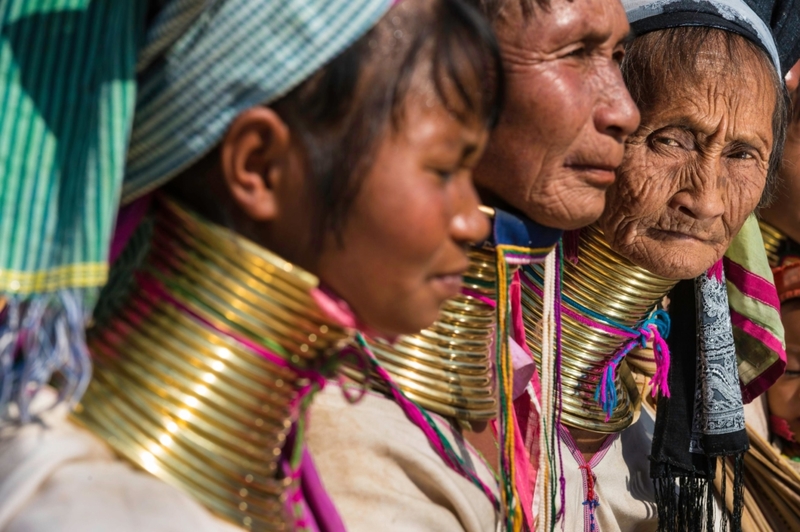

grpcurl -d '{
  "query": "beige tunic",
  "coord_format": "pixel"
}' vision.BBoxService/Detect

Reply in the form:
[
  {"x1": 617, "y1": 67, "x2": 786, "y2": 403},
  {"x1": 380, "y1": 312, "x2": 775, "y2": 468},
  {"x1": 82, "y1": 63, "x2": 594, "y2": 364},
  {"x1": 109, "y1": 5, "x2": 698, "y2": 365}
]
[
  {"x1": 0, "y1": 388, "x2": 239, "y2": 532},
  {"x1": 307, "y1": 385, "x2": 500, "y2": 532},
  {"x1": 558, "y1": 403, "x2": 659, "y2": 532},
  {"x1": 556, "y1": 397, "x2": 770, "y2": 532}
]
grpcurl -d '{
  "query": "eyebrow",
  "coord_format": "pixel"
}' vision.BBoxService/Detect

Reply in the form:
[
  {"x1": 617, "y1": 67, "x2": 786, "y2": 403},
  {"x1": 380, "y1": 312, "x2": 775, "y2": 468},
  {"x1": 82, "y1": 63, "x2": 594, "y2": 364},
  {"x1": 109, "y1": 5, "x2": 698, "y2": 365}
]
[
  {"x1": 618, "y1": 31, "x2": 634, "y2": 48},
  {"x1": 583, "y1": 28, "x2": 632, "y2": 48},
  {"x1": 665, "y1": 117, "x2": 768, "y2": 151},
  {"x1": 460, "y1": 142, "x2": 480, "y2": 163}
]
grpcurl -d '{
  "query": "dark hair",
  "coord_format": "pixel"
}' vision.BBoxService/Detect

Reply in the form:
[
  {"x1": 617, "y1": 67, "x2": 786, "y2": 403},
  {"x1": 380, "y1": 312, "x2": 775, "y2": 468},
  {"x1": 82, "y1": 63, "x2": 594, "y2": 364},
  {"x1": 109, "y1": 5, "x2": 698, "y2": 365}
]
[
  {"x1": 270, "y1": 0, "x2": 505, "y2": 243},
  {"x1": 621, "y1": 26, "x2": 789, "y2": 207},
  {"x1": 460, "y1": 0, "x2": 551, "y2": 20}
]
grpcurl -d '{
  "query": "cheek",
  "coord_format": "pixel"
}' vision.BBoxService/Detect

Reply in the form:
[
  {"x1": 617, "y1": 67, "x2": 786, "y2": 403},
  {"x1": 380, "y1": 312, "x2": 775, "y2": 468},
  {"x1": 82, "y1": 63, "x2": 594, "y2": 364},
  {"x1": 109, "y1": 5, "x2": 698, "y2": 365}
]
[
  {"x1": 602, "y1": 152, "x2": 672, "y2": 234},
  {"x1": 723, "y1": 167, "x2": 766, "y2": 229},
  {"x1": 510, "y1": 66, "x2": 590, "y2": 149},
  {"x1": 320, "y1": 171, "x2": 451, "y2": 295},
  {"x1": 371, "y1": 182, "x2": 446, "y2": 259}
]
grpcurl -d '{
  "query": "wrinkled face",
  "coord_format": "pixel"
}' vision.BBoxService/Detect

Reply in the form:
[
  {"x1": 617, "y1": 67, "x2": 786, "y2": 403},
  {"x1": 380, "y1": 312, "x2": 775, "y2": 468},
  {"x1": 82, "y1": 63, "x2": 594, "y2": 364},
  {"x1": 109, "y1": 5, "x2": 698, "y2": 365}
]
[
  {"x1": 768, "y1": 300, "x2": 800, "y2": 446},
  {"x1": 473, "y1": 0, "x2": 639, "y2": 230},
  {"x1": 316, "y1": 96, "x2": 490, "y2": 337},
  {"x1": 600, "y1": 47, "x2": 776, "y2": 279}
]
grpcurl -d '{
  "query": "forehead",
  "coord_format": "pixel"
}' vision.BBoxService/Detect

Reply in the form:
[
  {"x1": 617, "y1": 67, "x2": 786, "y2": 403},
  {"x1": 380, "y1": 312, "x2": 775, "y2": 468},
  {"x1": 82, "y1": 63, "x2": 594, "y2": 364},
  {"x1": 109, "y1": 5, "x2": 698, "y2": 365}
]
[
  {"x1": 522, "y1": 0, "x2": 629, "y2": 46},
  {"x1": 406, "y1": 94, "x2": 486, "y2": 137},
  {"x1": 647, "y1": 46, "x2": 776, "y2": 126}
]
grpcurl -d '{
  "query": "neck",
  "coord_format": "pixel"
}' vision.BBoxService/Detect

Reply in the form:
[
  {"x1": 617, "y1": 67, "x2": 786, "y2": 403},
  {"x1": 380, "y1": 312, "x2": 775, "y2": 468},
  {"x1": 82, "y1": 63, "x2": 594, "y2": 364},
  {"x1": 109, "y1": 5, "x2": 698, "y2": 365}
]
[
  {"x1": 347, "y1": 205, "x2": 561, "y2": 424},
  {"x1": 568, "y1": 426, "x2": 611, "y2": 462},
  {"x1": 522, "y1": 225, "x2": 677, "y2": 434},
  {"x1": 345, "y1": 246, "x2": 499, "y2": 423},
  {"x1": 74, "y1": 197, "x2": 348, "y2": 529}
]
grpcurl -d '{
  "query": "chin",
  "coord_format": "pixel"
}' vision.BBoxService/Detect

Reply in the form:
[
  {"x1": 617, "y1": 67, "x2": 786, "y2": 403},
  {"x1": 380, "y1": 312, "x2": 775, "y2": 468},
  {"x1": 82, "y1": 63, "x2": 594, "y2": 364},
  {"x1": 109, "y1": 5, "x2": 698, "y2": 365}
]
[
  {"x1": 528, "y1": 200, "x2": 606, "y2": 231},
  {"x1": 613, "y1": 237, "x2": 718, "y2": 280},
  {"x1": 372, "y1": 309, "x2": 441, "y2": 339}
]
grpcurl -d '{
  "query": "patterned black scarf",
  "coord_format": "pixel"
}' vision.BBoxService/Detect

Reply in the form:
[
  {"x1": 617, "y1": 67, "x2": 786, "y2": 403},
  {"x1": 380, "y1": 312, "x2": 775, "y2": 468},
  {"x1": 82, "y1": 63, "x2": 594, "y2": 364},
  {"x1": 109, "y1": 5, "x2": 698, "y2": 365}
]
[{"x1": 651, "y1": 268, "x2": 748, "y2": 532}]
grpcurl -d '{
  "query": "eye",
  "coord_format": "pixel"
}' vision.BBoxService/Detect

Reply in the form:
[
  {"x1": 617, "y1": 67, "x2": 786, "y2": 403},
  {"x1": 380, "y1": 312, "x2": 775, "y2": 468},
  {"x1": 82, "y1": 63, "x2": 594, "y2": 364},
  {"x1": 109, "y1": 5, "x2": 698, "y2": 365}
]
[
  {"x1": 563, "y1": 44, "x2": 587, "y2": 59},
  {"x1": 727, "y1": 150, "x2": 755, "y2": 160},
  {"x1": 655, "y1": 137, "x2": 681, "y2": 148},
  {"x1": 432, "y1": 168, "x2": 456, "y2": 182},
  {"x1": 785, "y1": 369, "x2": 800, "y2": 378},
  {"x1": 725, "y1": 142, "x2": 760, "y2": 161}
]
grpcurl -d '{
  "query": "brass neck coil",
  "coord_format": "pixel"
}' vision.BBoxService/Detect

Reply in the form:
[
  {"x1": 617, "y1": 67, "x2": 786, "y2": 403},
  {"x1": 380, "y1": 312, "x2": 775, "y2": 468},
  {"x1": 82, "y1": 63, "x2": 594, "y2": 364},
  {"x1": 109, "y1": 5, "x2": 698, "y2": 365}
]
[
  {"x1": 759, "y1": 219, "x2": 787, "y2": 268},
  {"x1": 73, "y1": 198, "x2": 348, "y2": 531},
  {"x1": 343, "y1": 247, "x2": 501, "y2": 422},
  {"x1": 521, "y1": 225, "x2": 676, "y2": 433}
]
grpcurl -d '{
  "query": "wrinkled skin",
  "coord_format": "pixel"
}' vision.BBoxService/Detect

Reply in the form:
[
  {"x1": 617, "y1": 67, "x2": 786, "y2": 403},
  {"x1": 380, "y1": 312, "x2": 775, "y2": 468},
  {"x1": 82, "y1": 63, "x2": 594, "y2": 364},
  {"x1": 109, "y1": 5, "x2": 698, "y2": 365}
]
[
  {"x1": 600, "y1": 46, "x2": 777, "y2": 280},
  {"x1": 768, "y1": 300, "x2": 800, "y2": 453},
  {"x1": 473, "y1": 0, "x2": 640, "y2": 230}
]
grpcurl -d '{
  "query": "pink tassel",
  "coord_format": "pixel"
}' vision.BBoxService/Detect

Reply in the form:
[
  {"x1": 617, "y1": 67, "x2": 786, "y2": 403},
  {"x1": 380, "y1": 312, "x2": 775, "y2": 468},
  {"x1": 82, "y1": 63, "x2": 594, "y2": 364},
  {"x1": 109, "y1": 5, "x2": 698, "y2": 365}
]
[
  {"x1": 707, "y1": 259, "x2": 724, "y2": 282},
  {"x1": 646, "y1": 324, "x2": 671, "y2": 398},
  {"x1": 645, "y1": 324, "x2": 670, "y2": 397},
  {"x1": 770, "y1": 415, "x2": 796, "y2": 442}
]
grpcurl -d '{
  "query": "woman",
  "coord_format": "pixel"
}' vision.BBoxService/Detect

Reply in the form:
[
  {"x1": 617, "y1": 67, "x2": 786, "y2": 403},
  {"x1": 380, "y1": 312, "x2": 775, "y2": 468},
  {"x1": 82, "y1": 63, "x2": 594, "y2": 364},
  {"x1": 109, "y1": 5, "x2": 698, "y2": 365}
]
[
  {"x1": 307, "y1": 1, "x2": 642, "y2": 530},
  {"x1": 0, "y1": 0, "x2": 503, "y2": 530},
  {"x1": 521, "y1": 1, "x2": 798, "y2": 530}
]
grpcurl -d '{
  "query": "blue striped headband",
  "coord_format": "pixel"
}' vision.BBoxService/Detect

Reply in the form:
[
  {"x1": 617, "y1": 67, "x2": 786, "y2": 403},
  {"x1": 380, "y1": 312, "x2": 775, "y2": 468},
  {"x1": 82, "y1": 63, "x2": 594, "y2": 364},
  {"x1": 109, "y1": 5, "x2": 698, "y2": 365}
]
[
  {"x1": 622, "y1": 0, "x2": 782, "y2": 75},
  {"x1": 122, "y1": 0, "x2": 394, "y2": 204}
]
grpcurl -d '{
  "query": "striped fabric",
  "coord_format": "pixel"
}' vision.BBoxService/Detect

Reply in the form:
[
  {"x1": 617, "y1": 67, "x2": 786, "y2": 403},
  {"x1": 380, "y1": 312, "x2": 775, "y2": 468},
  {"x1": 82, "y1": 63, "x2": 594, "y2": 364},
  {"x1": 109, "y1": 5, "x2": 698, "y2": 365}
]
[
  {"x1": 724, "y1": 215, "x2": 787, "y2": 402},
  {"x1": 122, "y1": 0, "x2": 395, "y2": 203},
  {"x1": 0, "y1": 0, "x2": 146, "y2": 298}
]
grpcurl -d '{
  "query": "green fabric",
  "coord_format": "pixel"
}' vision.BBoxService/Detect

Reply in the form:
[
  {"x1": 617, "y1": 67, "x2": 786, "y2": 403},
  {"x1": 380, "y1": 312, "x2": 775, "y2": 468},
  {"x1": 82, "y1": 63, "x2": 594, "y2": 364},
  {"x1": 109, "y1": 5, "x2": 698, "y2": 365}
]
[
  {"x1": 725, "y1": 215, "x2": 785, "y2": 344},
  {"x1": 724, "y1": 214, "x2": 786, "y2": 398},
  {"x1": 0, "y1": 0, "x2": 145, "y2": 301}
]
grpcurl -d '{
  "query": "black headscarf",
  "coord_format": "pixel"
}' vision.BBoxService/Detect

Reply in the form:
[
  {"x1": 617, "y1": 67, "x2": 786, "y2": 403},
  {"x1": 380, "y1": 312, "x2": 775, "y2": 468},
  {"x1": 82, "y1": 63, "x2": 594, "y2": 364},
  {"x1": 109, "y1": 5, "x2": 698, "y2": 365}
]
[{"x1": 745, "y1": 0, "x2": 800, "y2": 75}]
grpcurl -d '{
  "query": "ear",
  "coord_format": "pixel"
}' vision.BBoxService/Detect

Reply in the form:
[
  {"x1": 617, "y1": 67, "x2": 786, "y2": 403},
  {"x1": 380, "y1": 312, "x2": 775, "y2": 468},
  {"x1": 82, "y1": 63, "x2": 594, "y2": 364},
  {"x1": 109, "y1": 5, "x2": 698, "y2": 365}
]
[
  {"x1": 786, "y1": 59, "x2": 800, "y2": 95},
  {"x1": 220, "y1": 106, "x2": 292, "y2": 222}
]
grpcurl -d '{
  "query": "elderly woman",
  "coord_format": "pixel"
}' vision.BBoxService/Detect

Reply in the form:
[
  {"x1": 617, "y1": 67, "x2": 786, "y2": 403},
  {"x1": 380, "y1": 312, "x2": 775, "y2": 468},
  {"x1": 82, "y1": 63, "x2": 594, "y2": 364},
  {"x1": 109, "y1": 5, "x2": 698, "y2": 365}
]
[{"x1": 521, "y1": 1, "x2": 800, "y2": 531}]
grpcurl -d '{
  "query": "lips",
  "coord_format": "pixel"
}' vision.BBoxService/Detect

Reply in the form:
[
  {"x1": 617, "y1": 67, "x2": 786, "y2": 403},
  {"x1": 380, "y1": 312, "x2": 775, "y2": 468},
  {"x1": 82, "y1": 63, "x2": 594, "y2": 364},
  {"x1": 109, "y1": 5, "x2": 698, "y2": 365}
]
[
  {"x1": 648, "y1": 227, "x2": 727, "y2": 250},
  {"x1": 564, "y1": 158, "x2": 620, "y2": 187},
  {"x1": 653, "y1": 229, "x2": 705, "y2": 241},
  {"x1": 430, "y1": 272, "x2": 465, "y2": 300},
  {"x1": 430, "y1": 261, "x2": 469, "y2": 300}
]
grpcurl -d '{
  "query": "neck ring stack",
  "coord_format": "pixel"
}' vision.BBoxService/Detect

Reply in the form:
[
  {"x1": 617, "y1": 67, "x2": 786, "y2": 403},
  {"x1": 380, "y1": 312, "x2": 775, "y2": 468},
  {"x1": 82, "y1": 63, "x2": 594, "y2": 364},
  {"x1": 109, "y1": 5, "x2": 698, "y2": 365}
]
[
  {"x1": 521, "y1": 225, "x2": 676, "y2": 433},
  {"x1": 74, "y1": 197, "x2": 348, "y2": 531}
]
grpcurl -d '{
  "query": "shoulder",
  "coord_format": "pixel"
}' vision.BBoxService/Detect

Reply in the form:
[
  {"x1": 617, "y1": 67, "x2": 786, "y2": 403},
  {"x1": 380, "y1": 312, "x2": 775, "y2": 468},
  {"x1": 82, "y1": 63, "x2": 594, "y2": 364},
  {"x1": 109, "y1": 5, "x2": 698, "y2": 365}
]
[
  {"x1": 0, "y1": 391, "x2": 238, "y2": 532},
  {"x1": 307, "y1": 384, "x2": 499, "y2": 532}
]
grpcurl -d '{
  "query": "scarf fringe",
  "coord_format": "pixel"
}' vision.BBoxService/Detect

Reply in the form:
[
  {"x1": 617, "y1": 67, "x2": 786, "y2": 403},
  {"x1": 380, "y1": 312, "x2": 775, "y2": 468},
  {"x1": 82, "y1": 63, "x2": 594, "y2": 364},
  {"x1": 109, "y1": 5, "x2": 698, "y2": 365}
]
[
  {"x1": 0, "y1": 290, "x2": 92, "y2": 422},
  {"x1": 653, "y1": 455, "x2": 746, "y2": 532},
  {"x1": 654, "y1": 464, "x2": 713, "y2": 532}
]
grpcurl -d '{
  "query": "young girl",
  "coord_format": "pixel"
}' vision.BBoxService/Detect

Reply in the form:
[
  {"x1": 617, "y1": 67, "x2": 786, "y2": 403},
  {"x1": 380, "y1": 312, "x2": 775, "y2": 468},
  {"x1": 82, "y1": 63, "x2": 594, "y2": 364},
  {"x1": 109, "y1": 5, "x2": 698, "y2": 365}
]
[{"x1": 0, "y1": 0, "x2": 503, "y2": 530}]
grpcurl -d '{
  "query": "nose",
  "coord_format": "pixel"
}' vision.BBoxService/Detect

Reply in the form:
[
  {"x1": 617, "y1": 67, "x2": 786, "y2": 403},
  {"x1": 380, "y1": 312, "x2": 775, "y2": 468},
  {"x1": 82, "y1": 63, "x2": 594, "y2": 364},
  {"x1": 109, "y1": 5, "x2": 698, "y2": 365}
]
[
  {"x1": 451, "y1": 174, "x2": 491, "y2": 246},
  {"x1": 668, "y1": 162, "x2": 726, "y2": 222},
  {"x1": 594, "y1": 67, "x2": 640, "y2": 142}
]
